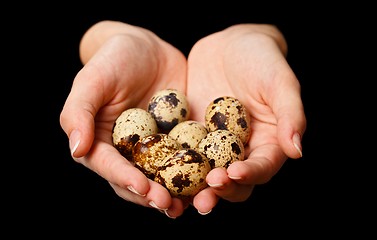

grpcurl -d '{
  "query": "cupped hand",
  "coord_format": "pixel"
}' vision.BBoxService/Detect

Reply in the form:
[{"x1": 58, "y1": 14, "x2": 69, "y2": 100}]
[
  {"x1": 59, "y1": 21, "x2": 189, "y2": 218},
  {"x1": 186, "y1": 24, "x2": 306, "y2": 214}
]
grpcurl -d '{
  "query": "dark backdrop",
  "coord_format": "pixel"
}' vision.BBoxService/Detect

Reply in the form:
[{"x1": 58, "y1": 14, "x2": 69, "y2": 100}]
[{"x1": 5, "y1": 3, "x2": 372, "y2": 237}]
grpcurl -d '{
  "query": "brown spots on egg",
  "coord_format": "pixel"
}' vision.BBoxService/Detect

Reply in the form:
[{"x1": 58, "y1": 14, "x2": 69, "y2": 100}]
[
  {"x1": 213, "y1": 97, "x2": 224, "y2": 104},
  {"x1": 171, "y1": 173, "x2": 191, "y2": 194},
  {"x1": 181, "y1": 143, "x2": 190, "y2": 149},
  {"x1": 237, "y1": 117, "x2": 248, "y2": 129},
  {"x1": 231, "y1": 142, "x2": 242, "y2": 155},
  {"x1": 180, "y1": 108, "x2": 188, "y2": 118},
  {"x1": 210, "y1": 112, "x2": 228, "y2": 130},
  {"x1": 163, "y1": 92, "x2": 180, "y2": 106},
  {"x1": 154, "y1": 118, "x2": 179, "y2": 134}
]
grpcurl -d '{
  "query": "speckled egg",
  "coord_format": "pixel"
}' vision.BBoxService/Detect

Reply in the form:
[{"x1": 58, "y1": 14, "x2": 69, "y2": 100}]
[
  {"x1": 132, "y1": 133, "x2": 182, "y2": 179},
  {"x1": 198, "y1": 129, "x2": 245, "y2": 169},
  {"x1": 204, "y1": 96, "x2": 251, "y2": 146},
  {"x1": 154, "y1": 149, "x2": 211, "y2": 200},
  {"x1": 147, "y1": 89, "x2": 190, "y2": 133},
  {"x1": 112, "y1": 108, "x2": 158, "y2": 160},
  {"x1": 168, "y1": 120, "x2": 208, "y2": 149}
]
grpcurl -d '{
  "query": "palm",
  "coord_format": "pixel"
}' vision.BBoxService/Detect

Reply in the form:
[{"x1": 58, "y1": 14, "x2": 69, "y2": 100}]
[
  {"x1": 89, "y1": 36, "x2": 188, "y2": 143},
  {"x1": 187, "y1": 29, "x2": 287, "y2": 155}
]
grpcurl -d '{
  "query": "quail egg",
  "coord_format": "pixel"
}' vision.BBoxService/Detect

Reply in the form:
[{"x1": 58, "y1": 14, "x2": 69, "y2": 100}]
[
  {"x1": 132, "y1": 133, "x2": 182, "y2": 179},
  {"x1": 147, "y1": 89, "x2": 190, "y2": 133},
  {"x1": 155, "y1": 149, "x2": 211, "y2": 200},
  {"x1": 198, "y1": 129, "x2": 245, "y2": 169},
  {"x1": 112, "y1": 108, "x2": 158, "y2": 160},
  {"x1": 168, "y1": 120, "x2": 208, "y2": 149},
  {"x1": 204, "y1": 96, "x2": 251, "y2": 146}
]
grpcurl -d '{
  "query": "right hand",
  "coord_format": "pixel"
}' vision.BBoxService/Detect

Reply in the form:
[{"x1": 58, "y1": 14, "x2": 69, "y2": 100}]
[{"x1": 59, "y1": 20, "x2": 188, "y2": 218}]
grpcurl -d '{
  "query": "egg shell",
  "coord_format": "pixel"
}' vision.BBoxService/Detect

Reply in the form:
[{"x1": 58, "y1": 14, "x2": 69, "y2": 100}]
[
  {"x1": 198, "y1": 129, "x2": 245, "y2": 169},
  {"x1": 204, "y1": 96, "x2": 251, "y2": 146},
  {"x1": 155, "y1": 149, "x2": 211, "y2": 200},
  {"x1": 112, "y1": 108, "x2": 158, "y2": 160},
  {"x1": 168, "y1": 120, "x2": 208, "y2": 149},
  {"x1": 147, "y1": 89, "x2": 190, "y2": 133},
  {"x1": 132, "y1": 133, "x2": 182, "y2": 179}
]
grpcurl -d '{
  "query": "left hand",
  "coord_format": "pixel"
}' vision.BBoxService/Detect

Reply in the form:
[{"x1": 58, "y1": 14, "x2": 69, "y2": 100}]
[{"x1": 185, "y1": 24, "x2": 306, "y2": 214}]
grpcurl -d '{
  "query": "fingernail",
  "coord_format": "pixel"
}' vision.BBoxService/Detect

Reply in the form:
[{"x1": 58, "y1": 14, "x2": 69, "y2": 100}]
[
  {"x1": 228, "y1": 176, "x2": 242, "y2": 180},
  {"x1": 207, "y1": 183, "x2": 223, "y2": 188},
  {"x1": 69, "y1": 129, "x2": 81, "y2": 157},
  {"x1": 127, "y1": 185, "x2": 146, "y2": 197},
  {"x1": 292, "y1": 132, "x2": 303, "y2": 157},
  {"x1": 149, "y1": 201, "x2": 168, "y2": 211},
  {"x1": 198, "y1": 209, "x2": 212, "y2": 215},
  {"x1": 163, "y1": 210, "x2": 176, "y2": 219}
]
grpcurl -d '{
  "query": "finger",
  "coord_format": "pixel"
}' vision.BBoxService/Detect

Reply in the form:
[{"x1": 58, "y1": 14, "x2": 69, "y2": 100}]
[
  {"x1": 78, "y1": 140, "x2": 189, "y2": 216},
  {"x1": 205, "y1": 167, "x2": 254, "y2": 202},
  {"x1": 76, "y1": 141, "x2": 151, "y2": 197},
  {"x1": 112, "y1": 180, "x2": 186, "y2": 218},
  {"x1": 268, "y1": 63, "x2": 307, "y2": 159},
  {"x1": 227, "y1": 143, "x2": 287, "y2": 185},
  {"x1": 143, "y1": 180, "x2": 175, "y2": 211},
  {"x1": 164, "y1": 198, "x2": 186, "y2": 219},
  {"x1": 110, "y1": 179, "x2": 173, "y2": 209},
  {"x1": 59, "y1": 67, "x2": 108, "y2": 158},
  {"x1": 192, "y1": 187, "x2": 220, "y2": 215},
  {"x1": 203, "y1": 144, "x2": 286, "y2": 202}
]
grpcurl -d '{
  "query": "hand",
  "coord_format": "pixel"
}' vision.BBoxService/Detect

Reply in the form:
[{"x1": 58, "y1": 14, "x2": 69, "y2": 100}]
[
  {"x1": 59, "y1": 20, "x2": 189, "y2": 217},
  {"x1": 185, "y1": 24, "x2": 306, "y2": 214}
]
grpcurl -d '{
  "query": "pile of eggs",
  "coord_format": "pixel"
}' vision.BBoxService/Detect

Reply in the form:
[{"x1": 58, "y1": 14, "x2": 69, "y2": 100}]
[{"x1": 112, "y1": 89, "x2": 251, "y2": 200}]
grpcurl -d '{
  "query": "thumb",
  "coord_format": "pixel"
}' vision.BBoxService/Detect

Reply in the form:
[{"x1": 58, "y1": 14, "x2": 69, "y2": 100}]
[
  {"x1": 59, "y1": 69, "x2": 103, "y2": 158},
  {"x1": 272, "y1": 74, "x2": 306, "y2": 159}
]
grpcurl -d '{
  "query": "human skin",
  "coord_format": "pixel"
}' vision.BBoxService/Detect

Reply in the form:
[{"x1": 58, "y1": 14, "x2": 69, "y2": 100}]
[
  {"x1": 60, "y1": 20, "x2": 306, "y2": 218},
  {"x1": 186, "y1": 24, "x2": 305, "y2": 211}
]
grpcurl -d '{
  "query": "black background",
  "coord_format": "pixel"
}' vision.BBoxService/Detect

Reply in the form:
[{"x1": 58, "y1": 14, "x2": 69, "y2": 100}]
[{"x1": 4, "y1": 3, "x2": 373, "y2": 237}]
